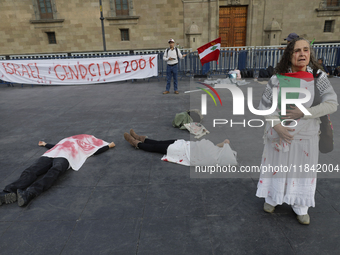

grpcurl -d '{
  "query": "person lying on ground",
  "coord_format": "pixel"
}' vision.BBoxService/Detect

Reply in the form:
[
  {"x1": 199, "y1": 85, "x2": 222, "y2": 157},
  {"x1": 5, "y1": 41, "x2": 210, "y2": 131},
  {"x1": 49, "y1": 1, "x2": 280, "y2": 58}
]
[
  {"x1": 124, "y1": 129, "x2": 237, "y2": 166},
  {"x1": 0, "y1": 134, "x2": 115, "y2": 207}
]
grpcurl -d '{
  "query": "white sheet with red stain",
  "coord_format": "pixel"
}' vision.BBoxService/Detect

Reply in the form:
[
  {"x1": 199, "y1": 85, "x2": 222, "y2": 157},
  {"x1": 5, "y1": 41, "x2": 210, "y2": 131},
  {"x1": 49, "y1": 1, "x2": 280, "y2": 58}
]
[
  {"x1": 42, "y1": 134, "x2": 109, "y2": 170},
  {"x1": 161, "y1": 139, "x2": 237, "y2": 166},
  {"x1": 161, "y1": 140, "x2": 190, "y2": 166}
]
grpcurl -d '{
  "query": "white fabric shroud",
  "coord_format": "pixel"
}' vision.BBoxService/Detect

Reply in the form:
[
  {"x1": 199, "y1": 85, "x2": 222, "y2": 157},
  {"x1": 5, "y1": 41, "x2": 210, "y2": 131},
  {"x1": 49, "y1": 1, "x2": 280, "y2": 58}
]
[
  {"x1": 161, "y1": 139, "x2": 237, "y2": 166},
  {"x1": 42, "y1": 134, "x2": 109, "y2": 170}
]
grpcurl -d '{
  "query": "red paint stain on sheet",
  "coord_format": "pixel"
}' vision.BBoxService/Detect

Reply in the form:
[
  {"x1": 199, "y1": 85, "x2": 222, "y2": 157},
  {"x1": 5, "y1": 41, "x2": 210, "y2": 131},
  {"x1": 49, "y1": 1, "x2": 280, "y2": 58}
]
[{"x1": 47, "y1": 140, "x2": 77, "y2": 158}]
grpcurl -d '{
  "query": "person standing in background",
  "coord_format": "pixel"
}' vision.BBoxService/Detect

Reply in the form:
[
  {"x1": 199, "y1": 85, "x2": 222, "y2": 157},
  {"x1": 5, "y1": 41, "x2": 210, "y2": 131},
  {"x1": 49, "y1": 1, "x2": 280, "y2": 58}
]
[
  {"x1": 284, "y1": 33, "x2": 299, "y2": 44},
  {"x1": 163, "y1": 39, "x2": 187, "y2": 94},
  {"x1": 318, "y1": 58, "x2": 330, "y2": 75}
]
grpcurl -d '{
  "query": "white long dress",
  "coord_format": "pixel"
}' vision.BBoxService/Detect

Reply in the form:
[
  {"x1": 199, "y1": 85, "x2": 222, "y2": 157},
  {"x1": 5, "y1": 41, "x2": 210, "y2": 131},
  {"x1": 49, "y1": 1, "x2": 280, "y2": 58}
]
[{"x1": 256, "y1": 68, "x2": 338, "y2": 207}]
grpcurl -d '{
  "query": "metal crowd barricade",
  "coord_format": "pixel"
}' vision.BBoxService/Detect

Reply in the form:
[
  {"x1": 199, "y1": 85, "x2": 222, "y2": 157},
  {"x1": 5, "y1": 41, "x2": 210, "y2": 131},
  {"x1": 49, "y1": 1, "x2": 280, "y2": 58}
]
[
  {"x1": 252, "y1": 48, "x2": 285, "y2": 71},
  {"x1": 70, "y1": 51, "x2": 129, "y2": 58},
  {"x1": 1, "y1": 43, "x2": 340, "y2": 86},
  {"x1": 9, "y1": 53, "x2": 68, "y2": 60},
  {"x1": 313, "y1": 45, "x2": 340, "y2": 70}
]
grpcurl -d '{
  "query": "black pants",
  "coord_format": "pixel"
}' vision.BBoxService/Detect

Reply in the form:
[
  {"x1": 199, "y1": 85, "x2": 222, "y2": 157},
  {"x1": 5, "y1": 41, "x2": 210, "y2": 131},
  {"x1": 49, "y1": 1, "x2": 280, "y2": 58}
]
[
  {"x1": 4, "y1": 156, "x2": 69, "y2": 196},
  {"x1": 138, "y1": 138, "x2": 176, "y2": 154}
]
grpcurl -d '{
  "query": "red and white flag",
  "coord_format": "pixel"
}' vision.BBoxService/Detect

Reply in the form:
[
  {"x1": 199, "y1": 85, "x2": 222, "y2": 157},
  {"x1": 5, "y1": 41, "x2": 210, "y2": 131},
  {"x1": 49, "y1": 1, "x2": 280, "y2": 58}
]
[{"x1": 197, "y1": 38, "x2": 221, "y2": 66}]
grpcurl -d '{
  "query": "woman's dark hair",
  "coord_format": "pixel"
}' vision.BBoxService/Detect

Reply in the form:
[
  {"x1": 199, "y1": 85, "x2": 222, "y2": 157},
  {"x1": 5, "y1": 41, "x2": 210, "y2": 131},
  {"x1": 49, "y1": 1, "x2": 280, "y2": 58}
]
[{"x1": 274, "y1": 38, "x2": 323, "y2": 74}]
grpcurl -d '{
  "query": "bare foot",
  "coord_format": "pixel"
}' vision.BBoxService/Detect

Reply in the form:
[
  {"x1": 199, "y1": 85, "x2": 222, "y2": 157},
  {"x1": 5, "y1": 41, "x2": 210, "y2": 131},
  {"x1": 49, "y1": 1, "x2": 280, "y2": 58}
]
[
  {"x1": 216, "y1": 139, "x2": 230, "y2": 148},
  {"x1": 109, "y1": 142, "x2": 116, "y2": 148}
]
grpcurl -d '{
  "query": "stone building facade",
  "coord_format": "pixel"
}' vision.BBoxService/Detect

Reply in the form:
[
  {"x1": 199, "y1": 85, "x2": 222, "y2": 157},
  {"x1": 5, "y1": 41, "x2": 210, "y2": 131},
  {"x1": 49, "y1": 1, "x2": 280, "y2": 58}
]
[{"x1": 0, "y1": 0, "x2": 339, "y2": 55}]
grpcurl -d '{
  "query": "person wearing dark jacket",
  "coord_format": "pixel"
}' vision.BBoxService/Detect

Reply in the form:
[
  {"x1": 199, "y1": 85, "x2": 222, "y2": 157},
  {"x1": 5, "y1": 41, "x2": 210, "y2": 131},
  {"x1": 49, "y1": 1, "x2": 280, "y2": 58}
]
[{"x1": 0, "y1": 134, "x2": 115, "y2": 207}]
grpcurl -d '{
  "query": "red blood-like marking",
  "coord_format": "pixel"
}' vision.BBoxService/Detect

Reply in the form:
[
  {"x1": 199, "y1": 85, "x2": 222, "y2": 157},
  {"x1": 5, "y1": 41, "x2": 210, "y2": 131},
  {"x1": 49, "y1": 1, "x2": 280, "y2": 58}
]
[
  {"x1": 59, "y1": 141, "x2": 77, "y2": 157},
  {"x1": 300, "y1": 139, "x2": 302, "y2": 141},
  {"x1": 179, "y1": 159, "x2": 183, "y2": 162},
  {"x1": 47, "y1": 140, "x2": 77, "y2": 158},
  {"x1": 91, "y1": 136, "x2": 104, "y2": 146},
  {"x1": 76, "y1": 140, "x2": 95, "y2": 151},
  {"x1": 260, "y1": 180, "x2": 263, "y2": 183},
  {"x1": 311, "y1": 178, "x2": 315, "y2": 184},
  {"x1": 72, "y1": 134, "x2": 89, "y2": 140},
  {"x1": 293, "y1": 181, "x2": 295, "y2": 187},
  {"x1": 273, "y1": 171, "x2": 277, "y2": 175},
  {"x1": 163, "y1": 158, "x2": 168, "y2": 162},
  {"x1": 264, "y1": 158, "x2": 266, "y2": 163}
]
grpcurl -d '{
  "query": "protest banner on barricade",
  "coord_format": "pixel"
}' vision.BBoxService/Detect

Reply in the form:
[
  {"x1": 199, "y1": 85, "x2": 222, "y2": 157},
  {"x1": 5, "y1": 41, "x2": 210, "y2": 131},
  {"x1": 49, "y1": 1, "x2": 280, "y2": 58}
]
[{"x1": 0, "y1": 54, "x2": 158, "y2": 85}]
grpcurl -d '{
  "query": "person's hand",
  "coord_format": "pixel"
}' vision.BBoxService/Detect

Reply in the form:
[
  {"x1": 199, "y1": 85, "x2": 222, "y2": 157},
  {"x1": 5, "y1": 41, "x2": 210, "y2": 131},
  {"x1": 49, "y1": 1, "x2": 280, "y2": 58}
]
[
  {"x1": 38, "y1": 141, "x2": 46, "y2": 147},
  {"x1": 109, "y1": 142, "x2": 115, "y2": 148},
  {"x1": 224, "y1": 139, "x2": 230, "y2": 144},
  {"x1": 183, "y1": 54, "x2": 187, "y2": 57},
  {"x1": 169, "y1": 57, "x2": 175, "y2": 61},
  {"x1": 273, "y1": 124, "x2": 295, "y2": 144},
  {"x1": 281, "y1": 106, "x2": 304, "y2": 120}
]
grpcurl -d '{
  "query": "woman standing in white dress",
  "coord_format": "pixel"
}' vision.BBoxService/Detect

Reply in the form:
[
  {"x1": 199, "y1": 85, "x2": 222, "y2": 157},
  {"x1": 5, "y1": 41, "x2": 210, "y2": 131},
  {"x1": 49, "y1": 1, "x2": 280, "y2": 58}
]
[{"x1": 256, "y1": 38, "x2": 338, "y2": 224}]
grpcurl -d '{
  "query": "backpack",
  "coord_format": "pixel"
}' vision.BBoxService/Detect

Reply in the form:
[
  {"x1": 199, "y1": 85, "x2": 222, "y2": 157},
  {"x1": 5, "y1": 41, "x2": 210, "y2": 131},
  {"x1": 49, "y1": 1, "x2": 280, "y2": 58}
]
[
  {"x1": 166, "y1": 47, "x2": 179, "y2": 59},
  {"x1": 247, "y1": 69, "x2": 254, "y2": 78},
  {"x1": 240, "y1": 69, "x2": 248, "y2": 78},
  {"x1": 267, "y1": 66, "x2": 274, "y2": 77},
  {"x1": 259, "y1": 69, "x2": 269, "y2": 78}
]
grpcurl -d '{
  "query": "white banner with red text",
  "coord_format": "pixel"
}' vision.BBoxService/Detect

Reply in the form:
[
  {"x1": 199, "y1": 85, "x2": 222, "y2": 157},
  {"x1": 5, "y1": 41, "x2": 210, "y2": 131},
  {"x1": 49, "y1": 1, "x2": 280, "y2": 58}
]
[{"x1": 0, "y1": 54, "x2": 158, "y2": 85}]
